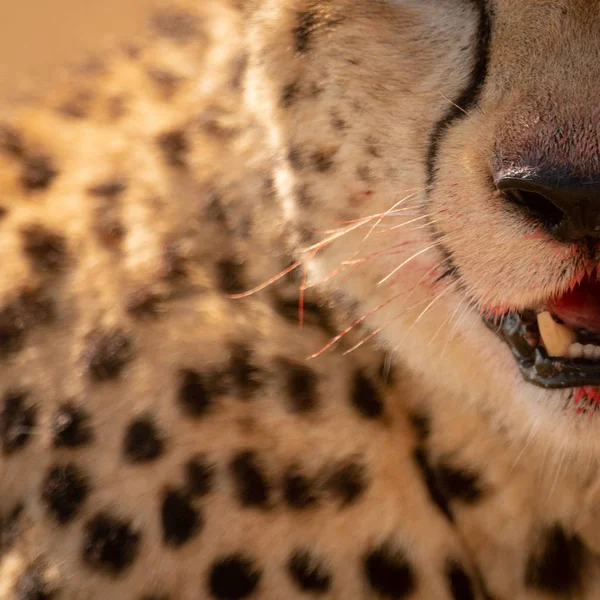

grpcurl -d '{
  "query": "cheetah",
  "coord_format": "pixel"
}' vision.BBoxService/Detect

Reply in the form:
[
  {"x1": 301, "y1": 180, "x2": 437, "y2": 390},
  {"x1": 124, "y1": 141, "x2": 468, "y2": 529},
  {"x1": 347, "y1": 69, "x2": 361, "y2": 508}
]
[{"x1": 3, "y1": 0, "x2": 600, "y2": 598}]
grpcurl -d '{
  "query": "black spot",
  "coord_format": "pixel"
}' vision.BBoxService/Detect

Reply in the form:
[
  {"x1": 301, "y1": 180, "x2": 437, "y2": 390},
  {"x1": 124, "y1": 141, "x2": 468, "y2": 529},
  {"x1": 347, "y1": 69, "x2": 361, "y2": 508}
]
[
  {"x1": 364, "y1": 543, "x2": 416, "y2": 599},
  {"x1": 184, "y1": 454, "x2": 215, "y2": 497},
  {"x1": 157, "y1": 129, "x2": 188, "y2": 167},
  {"x1": 0, "y1": 290, "x2": 39, "y2": 348},
  {"x1": 325, "y1": 460, "x2": 367, "y2": 506},
  {"x1": 288, "y1": 549, "x2": 331, "y2": 593},
  {"x1": 0, "y1": 125, "x2": 24, "y2": 156},
  {"x1": 85, "y1": 329, "x2": 134, "y2": 381},
  {"x1": 525, "y1": 525, "x2": 584, "y2": 594},
  {"x1": 21, "y1": 155, "x2": 58, "y2": 190},
  {"x1": 123, "y1": 416, "x2": 165, "y2": 463},
  {"x1": 126, "y1": 288, "x2": 163, "y2": 319},
  {"x1": 216, "y1": 258, "x2": 246, "y2": 295},
  {"x1": 150, "y1": 7, "x2": 199, "y2": 43},
  {"x1": 351, "y1": 371, "x2": 384, "y2": 419},
  {"x1": 21, "y1": 225, "x2": 68, "y2": 273},
  {"x1": 281, "y1": 82, "x2": 299, "y2": 108},
  {"x1": 408, "y1": 412, "x2": 430, "y2": 442},
  {"x1": 0, "y1": 206, "x2": 7, "y2": 220},
  {"x1": 283, "y1": 465, "x2": 318, "y2": 509},
  {"x1": 230, "y1": 344, "x2": 264, "y2": 398},
  {"x1": 294, "y1": 11, "x2": 317, "y2": 53},
  {"x1": 1, "y1": 503, "x2": 24, "y2": 552},
  {"x1": 287, "y1": 145, "x2": 304, "y2": 170},
  {"x1": 278, "y1": 359, "x2": 319, "y2": 413},
  {"x1": 83, "y1": 512, "x2": 140, "y2": 574},
  {"x1": 412, "y1": 446, "x2": 452, "y2": 521},
  {"x1": 15, "y1": 566, "x2": 55, "y2": 600},
  {"x1": 147, "y1": 68, "x2": 182, "y2": 100},
  {"x1": 87, "y1": 178, "x2": 127, "y2": 198},
  {"x1": 1, "y1": 392, "x2": 36, "y2": 455},
  {"x1": 297, "y1": 184, "x2": 315, "y2": 209},
  {"x1": 177, "y1": 369, "x2": 214, "y2": 417},
  {"x1": 229, "y1": 451, "x2": 270, "y2": 509},
  {"x1": 205, "y1": 191, "x2": 228, "y2": 223},
  {"x1": 436, "y1": 459, "x2": 483, "y2": 504},
  {"x1": 161, "y1": 245, "x2": 187, "y2": 281},
  {"x1": 273, "y1": 296, "x2": 333, "y2": 333},
  {"x1": 41, "y1": 463, "x2": 90, "y2": 524},
  {"x1": 58, "y1": 90, "x2": 93, "y2": 119},
  {"x1": 53, "y1": 402, "x2": 93, "y2": 448},
  {"x1": 446, "y1": 560, "x2": 475, "y2": 600},
  {"x1": 208, "y1": 554, "x2": 261, "y2": 600},
  {"x1": 161, "y1": 488, "x2": 202, "y2": 547},
  {"x1": 331, "y1": 113, "x2": 348, "y2": 131},
  {"x1": 311, "y1": 149, "x2": 336, "y2": 173}
]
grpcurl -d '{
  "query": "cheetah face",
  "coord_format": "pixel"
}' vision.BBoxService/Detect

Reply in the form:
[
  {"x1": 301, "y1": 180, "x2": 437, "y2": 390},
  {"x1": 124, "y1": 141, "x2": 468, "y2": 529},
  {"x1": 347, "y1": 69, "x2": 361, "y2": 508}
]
[{"x1": 249, "y1": 0, "x2": 600, "y2": 452}]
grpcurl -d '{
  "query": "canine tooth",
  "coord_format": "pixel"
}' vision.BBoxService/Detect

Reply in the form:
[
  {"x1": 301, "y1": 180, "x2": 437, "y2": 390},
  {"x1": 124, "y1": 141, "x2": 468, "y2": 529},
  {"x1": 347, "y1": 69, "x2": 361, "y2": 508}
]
[
  {"x1": 568, "y1": 343, "x2": 584, "y2": 359},
  {"x1": 537, "y1": 311, "x2": 576, "y2": 357},
  {"x1": 583, "y1": 344, "x2": 598, "y2": 359}
]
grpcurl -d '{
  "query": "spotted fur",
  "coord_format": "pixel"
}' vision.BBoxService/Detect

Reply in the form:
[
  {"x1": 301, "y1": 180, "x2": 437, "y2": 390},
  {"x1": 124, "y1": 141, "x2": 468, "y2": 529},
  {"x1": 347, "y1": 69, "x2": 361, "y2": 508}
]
[{"x1": 2, "y1": 0, "x2": 600, "y2": 598}]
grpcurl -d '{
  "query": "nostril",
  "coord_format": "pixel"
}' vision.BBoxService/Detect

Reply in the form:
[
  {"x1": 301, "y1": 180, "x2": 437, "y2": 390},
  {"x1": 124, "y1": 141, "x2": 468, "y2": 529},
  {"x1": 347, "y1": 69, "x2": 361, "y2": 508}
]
[{"x1": 499, "y1": 186, "x2": 565, "y2": 230}]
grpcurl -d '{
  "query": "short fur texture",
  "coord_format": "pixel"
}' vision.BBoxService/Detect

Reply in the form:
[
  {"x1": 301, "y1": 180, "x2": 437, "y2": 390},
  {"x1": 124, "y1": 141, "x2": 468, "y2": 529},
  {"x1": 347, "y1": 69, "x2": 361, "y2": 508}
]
[{"x1": 3, "y1": 0, "x2": 600, "y2": 598}]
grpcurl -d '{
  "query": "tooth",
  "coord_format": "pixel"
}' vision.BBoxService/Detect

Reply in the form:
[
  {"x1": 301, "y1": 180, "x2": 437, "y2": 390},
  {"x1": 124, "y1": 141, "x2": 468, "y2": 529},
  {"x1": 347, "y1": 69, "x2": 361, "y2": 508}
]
[
  {"x1": 568, "y1": 343, "x2": 584, "y2": 359},
  {"x1": 584, "y1": 344, "x2": 597, "y2": 359},
  {"x1": 537, "y1": 311, "x2": 577, "y2": 357}
]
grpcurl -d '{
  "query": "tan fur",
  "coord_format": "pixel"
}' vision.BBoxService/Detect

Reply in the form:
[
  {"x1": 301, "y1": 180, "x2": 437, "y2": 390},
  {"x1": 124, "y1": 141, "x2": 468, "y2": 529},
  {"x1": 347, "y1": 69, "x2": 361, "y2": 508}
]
[{"x1": 2, "y1": 0, "x2": 600, "y2": 598}]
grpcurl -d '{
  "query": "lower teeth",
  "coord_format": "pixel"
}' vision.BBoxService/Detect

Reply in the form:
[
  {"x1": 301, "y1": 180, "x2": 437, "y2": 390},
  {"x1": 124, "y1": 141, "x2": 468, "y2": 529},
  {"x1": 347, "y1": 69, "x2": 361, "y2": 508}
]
[{"x1": 537, "y1": 311, "x2": 600, "y2": 360}]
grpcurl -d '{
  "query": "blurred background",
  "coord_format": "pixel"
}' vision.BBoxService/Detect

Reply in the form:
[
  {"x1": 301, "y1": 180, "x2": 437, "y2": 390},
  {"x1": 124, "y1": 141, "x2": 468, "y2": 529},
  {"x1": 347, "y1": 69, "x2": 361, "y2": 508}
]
[{"x1": 0, "y1": 0, "x2": 155, "y2": 99}]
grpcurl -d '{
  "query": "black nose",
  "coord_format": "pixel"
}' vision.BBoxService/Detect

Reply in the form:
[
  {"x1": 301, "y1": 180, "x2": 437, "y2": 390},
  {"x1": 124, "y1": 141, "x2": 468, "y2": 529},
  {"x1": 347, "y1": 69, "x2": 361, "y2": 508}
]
[{"x1": 496, "y1": 174, "x2": 600, "y2": 243}]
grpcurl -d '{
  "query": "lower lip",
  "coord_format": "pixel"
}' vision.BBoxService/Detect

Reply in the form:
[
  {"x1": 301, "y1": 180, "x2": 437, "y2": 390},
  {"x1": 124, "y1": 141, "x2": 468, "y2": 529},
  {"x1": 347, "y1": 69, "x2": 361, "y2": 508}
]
[{"x1": 485, "y1": 313, "x2": 600, "y2": 388}]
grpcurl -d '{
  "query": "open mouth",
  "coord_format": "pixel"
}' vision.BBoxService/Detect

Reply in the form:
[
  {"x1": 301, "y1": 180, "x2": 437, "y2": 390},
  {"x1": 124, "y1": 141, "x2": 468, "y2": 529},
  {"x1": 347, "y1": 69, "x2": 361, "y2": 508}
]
[{"x1": 486, "y1": 275, "x2": 600, "y2": 389}]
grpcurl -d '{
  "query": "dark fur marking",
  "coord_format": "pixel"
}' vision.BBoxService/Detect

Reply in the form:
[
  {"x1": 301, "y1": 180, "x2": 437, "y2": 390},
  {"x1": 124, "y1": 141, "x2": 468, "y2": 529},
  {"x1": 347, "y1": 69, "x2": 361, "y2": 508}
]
[
  {"x1": 0, "y1": 290, "x2": 55, "y2": 357},
  {"x1": 351, "y1": 371, "x2": 384, "y2": 419},
  {"x1": 83, "y1": 512, "x2": 141, "y2": 574},
  {"x1": 287, "y1": 146, "x2": 304, "y2": 170},
  {"x1": 277, "y1": 358, "x2": 320, "y2": 413},
  {"x1": 281, "y1": 82, "x2": 300, "y2": 109},
  {"x1": 525, "y1": 525, "x2": 584, "y2": 594},
  {"x1": 147, "y1": 69, "x2": 182, "y2": 100},
  {"x1": 177, "y1": 369, "x2": 215, "y2": 417},
  {"x1": 312, "y1": 149, "x2": 337, "y2": 173},
  {"x1": 126, "y1": 288, "x2": 163, "y2": 319},
  {"x1": 325, "y1": 460, "x2": 367, "y2": 506},
  {"x1": 408, "y1": 411, "x2": 431, "y2": 442},
  {"x1": 364, "y1": 543, "x2": 416, "y2": 599},
  {"x1": 157, "y1": 129, "x2": 189, "y2": 167},
  {"x1": 0, "y1": 126, "x2": 24, "y2": 156},
  {"x1": 184, "y1": 454, "x2": 215, "y2": 498},
  {"x1": 288, "y1": 549, "x2": 331, "y2": 593},
  {"x1": 15, "y1": 566, "x2": 56, "y2": 600},
  {"x1": 21, "y1": 225, "x2": 68, "y2": 273},
  {"x1": 41, "y1": 463, "x2": 90, "y2": 524},
  {"x1": 21, "y1": 154, "x2": 58, "y2": 190},
  {"x1": 294, "y1": 11, "x2": 317, "y2": 53},
  {"x1": 229, "y1": 344, "x2": 265, "y2": 398},
  {"x1": 1, "y1": 503, "x2": 24, "y2": 553},
  {"x1": 58, "y1": 90, "x2": 93, "y2": 119},
  {"x1": 283, "y1": 465, "x2": 318, "y2": 509},
  {"x1": 412, "y1": 446, "x2": 453, "y2": 521},
  {"x1": 216, "y1": 258, "x2": 246, "y2": 295},
  {"x1": 208, "y1": 554, "x2": 261, "y2": 600},
  {"x1": 150, "y1": 8, "x2": 199, "y2": 43},
  {"x1": 85, "y1": 329, "x2": 134, "y2": 381},
  {"x1": 161, "y1": 488, "x2": 202, "y2": 547},
  {"x1": 436, "y1": 458, "x2": 484, "y2": 503},
  {"x1": 426, "y1": 0, "x2": 491, "y2": 186},
  {"x1": 1, "y1": 392, "x2": 36, "y2": 455},
  {"x1": 229, "y1": 450, "x2": 270, "y2": 509},
  {"x1": 123, "y1": 416, "x2": 165, "y2": 463},
  {"x1": 446, "y1": 560, "x2": 476, "y2": 600},
  {"x1": 87, "y1": 178, "x2": 127, "y2": 198},
  {"x1": 53, "y1": 402, "x2": 93, "y2": 448}
]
